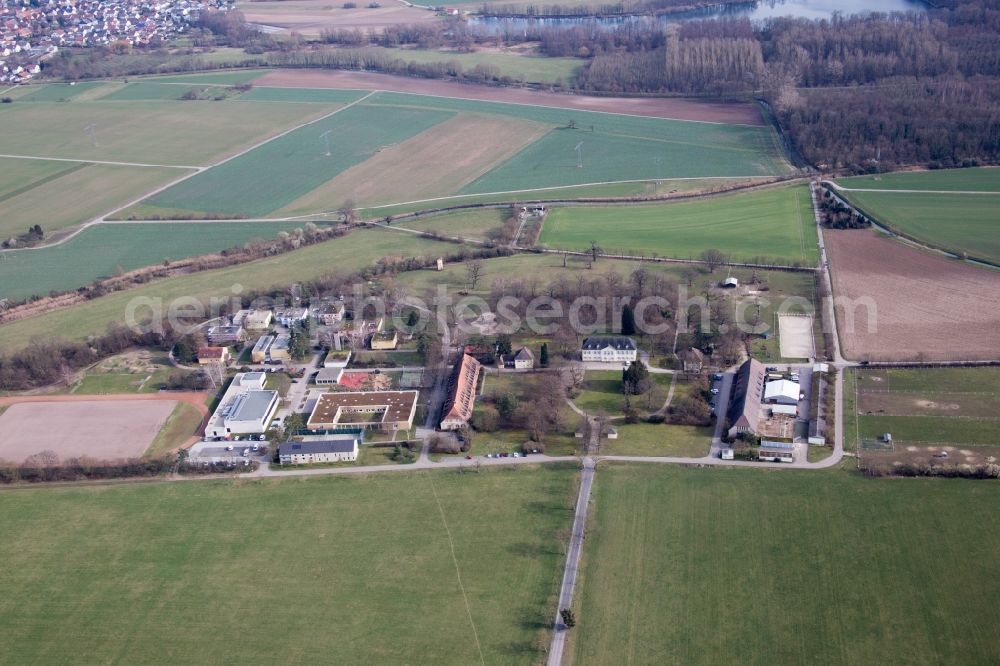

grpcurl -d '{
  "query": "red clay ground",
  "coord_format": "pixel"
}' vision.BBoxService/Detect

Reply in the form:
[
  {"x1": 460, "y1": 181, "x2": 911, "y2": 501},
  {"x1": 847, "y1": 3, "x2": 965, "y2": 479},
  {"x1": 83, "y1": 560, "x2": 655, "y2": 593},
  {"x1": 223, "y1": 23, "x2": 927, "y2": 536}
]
[
  {"x1": 0, "y1": 393, "x2": 211, "y2": 460},
  {"x1": 253, "y1": 70, "x2": 765, "y2": 125},
  {"x1": 0, "y1": 399, "x2": 175, "y2": 463},
  {"x1": 825, "y1": 229, "x2": 1000, "y2": 362}
]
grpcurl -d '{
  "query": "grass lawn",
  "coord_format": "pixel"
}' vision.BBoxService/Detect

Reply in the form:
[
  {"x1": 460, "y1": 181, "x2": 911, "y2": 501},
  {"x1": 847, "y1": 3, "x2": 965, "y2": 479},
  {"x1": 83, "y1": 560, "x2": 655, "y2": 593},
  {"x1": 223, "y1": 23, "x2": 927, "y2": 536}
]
[
  {"x1": 0, "y1": 465, "x2": 578, "y2": 664},
  {"x1": 572, "y1": 463, "x2": 1000, "y2": 664},
  {"x1": 272, "y1": 444, "x2": 412, "y2": 468},
  {"x1": 598, "y1": 423, "x2": 711, "y2": 457},
  {"x1": 439, "y1": 429, "x2": 579, "y2": 458},
  {"x1": 0, "y1": 221, "x2": 305, "y2": 302},
  {"x1": 0, "y1": 98, "x2": 332, "y2": 167},
  {"x1": 0, "y1": 228, "x2": 453, "y2": 350},
  {"x1": 572, "y1": 371, "x2": 671, "y2": 416},
  {"x1": 858, "y1": 415, "x2": 1000, "y2": 446},
  {"x1": 400, "y1": 208, "x2": 508, "y2": 241},
  {"x1": 844, "y1": 368, "x2": 859, "y2": 452},
  {"x1": 538, "y1": 184, "x2": 818, "y2": 265},
  {"x1": 145, "y1": 402, "x2": 204, "y2": 458},
  {"x1": 350, "y1": 350, "x2": 425, "y2": 367},
  {"x1": 0, "y1": 162, "x2": 183, "y2": 241},
  {"x1": 839, "y1": 189, "x2": 1000, "y2": 265},
  {"x1": 854, "y1": 367, "x2": 1000, "y2": 446},
  {"x1": 66, "y1": 350, "x2": 177, "y2": 395},
  {"x1": 145, "y1": 104, "x2": 454, "y2": 217}
]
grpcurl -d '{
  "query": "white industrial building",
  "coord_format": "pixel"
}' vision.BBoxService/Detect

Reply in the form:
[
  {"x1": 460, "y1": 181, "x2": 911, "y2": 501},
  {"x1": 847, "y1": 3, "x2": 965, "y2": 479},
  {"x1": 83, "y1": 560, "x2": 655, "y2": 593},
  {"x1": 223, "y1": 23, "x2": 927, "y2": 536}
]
[
  {"x1": 581, "y1": 336, "x2": 637, "y2": 363},
  {"x1": 233, "y1": 309, "x2": 273, "y2": 331},
  {"x1": 205, "y1": 372, "x2": 279, "y2": 438},
  {"x1": 764, "y1": 379, "x2": 801, "y2": 405}
]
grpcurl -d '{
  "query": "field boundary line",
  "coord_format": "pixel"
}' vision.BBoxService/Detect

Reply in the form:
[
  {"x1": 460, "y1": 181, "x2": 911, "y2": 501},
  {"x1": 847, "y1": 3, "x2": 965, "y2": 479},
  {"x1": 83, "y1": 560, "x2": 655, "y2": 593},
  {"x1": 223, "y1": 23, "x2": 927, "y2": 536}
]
[
  {"x1": 261, "y1": 85, "x2": 769, "y2": 127},
  {"x1": 286, "y1": 176, "x2": 776, "y2": 217},
  {"x1": 830, "y1": 186, "x2": 1000, "y2": 195},
  {"x1": 424, "y1": 471, "x2": 486, "y2": 666},
  {"x1": 0, "y1": 92, "x2": 377, "y2": 253},
  {"x1": 0, "y1": 153, "x2": 201, "y2": 170}
]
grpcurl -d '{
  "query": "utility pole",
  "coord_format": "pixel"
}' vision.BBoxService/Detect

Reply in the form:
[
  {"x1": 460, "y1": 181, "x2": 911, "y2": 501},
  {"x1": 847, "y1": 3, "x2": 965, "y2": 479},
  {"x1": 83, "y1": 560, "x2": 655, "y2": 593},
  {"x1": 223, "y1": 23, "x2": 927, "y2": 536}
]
[{"x1": 320, "y1": 129, "x2": 332, "y2": 157}]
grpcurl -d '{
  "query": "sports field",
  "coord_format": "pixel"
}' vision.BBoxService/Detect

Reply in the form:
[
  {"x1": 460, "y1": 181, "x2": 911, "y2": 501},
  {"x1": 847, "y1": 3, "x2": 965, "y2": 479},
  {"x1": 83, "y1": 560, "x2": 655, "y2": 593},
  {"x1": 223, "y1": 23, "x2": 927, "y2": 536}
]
[
  {"x1": 853, "y1": 367, "x2": 1000, "y2": 448},
  {"x1": 0, "y1": 160, "x2": 180, "y2": 239},
  {"x1": 0, "y1": 222, "x2": 303, "y2": 302},
  {"x1": 0, "y1": 228, "x2": 455, "y2": 350},
  {"x1": 538, "y1": 184, "x2": 818, "y2": 265},
  {"x1": 0, "y1": 465, "x2": 577, "y2": 663},
  {"x1": 572, "y1": 464, "x2": 1000, "y2": 664},
  {"x1": 834, "y1": 168, "x2": 1000, "y2": 265},
  {"x1": 0, "y1": 399, "x2": 176, "y2": 463}
]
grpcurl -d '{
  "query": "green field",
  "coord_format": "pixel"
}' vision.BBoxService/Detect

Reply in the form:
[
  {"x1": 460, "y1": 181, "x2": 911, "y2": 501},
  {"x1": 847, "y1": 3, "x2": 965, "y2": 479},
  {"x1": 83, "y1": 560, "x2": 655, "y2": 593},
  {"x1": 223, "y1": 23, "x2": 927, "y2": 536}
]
[
  {"x1": 0, "y1": 228, "x2": 453, "y2": 350},
  {"x1": 379, "y1": 47, "x2": 582, "y2": 84},
  {"x1": 854, "y1": 367, "x2": 1000, "y2": 447},
  {"x1": 572, "y1": 464, "x2": 1000, "y2": 664},
  {"x1": 238, "y1": 86, "x2": 368, "y2": 104},
  {"x1": 0, "y1": 466, "x2": 578, "y2": 663},
  {"x1": 837, "y1": 167, "x2": 1000, "y2": 192},
  {"x1": 836, "y1": 188, "x2": 1000, "y2": 265},
  {"x1": 539, "y1": 184, "x2": 818, "y2": 265},
  {"x1": 144, "y1": 104, "x2": 453, "y2": 217},
  {"x1": 0, "y1": 157, "x2": 81, "y2": 200},
  {"x1": 96, "y1": 82, "x2": 227, "y2": 101},
  {"x1": 834, "y1": 168, "x2": 1000, "y2": 264},
  {"x1": 0, "y1": 97, "x2": 331, "y2": 166},
  {"x1": 399, "y1": 208, "x2": 509, "y2": 241},
  {"x1": 12, "y1": 81, "x2": 105, "y2": 102},
  {"x1": 366, "y1": 92, "x2": 785, "y2": 188},
  {"x1": 0, "y1": 161, "x2": 181, "y2": 239},
  {"x1": 140, "y1": 69, "x2": 270, "y2": 85},
  {"x1": 0, "y1": 222, "x2": 304, "y2": 302}
]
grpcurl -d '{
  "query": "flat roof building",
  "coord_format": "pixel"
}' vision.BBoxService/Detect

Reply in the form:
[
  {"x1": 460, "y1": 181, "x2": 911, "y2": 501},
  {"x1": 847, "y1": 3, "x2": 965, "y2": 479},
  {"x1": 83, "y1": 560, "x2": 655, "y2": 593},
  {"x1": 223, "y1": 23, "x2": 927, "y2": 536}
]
[
  {"x1": 234, "y1": 309, "x2": 272, "y2": 331},
  {"x1": 207, "y1": 325, "x2": 245, "y2": 346},
  {"x1": 308, "y1": 390, "x2": 418, "y2": 432},
  {"x1": 251, "y1": 335, "x2": 274, "y2": 363},
  {"x1": 315, "y1": 368, "x2": 344, "y2": 385},
  {"x1": 205, "y1": 372, "x2": 277, "y2": 438}
]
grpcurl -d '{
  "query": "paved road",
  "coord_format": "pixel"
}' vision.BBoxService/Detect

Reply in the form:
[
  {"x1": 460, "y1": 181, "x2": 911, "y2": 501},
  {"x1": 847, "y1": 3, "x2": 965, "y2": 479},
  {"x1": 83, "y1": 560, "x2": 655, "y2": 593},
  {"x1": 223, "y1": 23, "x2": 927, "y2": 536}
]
[{"x1": 547, "y1": 456, "x2": 595, "y2": 666}]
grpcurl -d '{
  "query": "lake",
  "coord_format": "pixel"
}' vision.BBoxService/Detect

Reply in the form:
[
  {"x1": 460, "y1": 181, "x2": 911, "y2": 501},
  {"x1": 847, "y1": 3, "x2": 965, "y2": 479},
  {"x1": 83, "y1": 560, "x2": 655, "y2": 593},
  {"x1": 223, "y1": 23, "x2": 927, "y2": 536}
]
[{"x1": 471, "y1": 0, "x2": 929, "y2": 31}]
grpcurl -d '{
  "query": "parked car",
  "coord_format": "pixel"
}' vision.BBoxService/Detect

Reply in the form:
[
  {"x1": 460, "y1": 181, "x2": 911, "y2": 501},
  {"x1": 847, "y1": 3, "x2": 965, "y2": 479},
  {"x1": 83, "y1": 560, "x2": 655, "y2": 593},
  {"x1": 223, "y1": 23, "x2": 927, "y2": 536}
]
[
  {"x1": 225, "y1": 445, "x2": 234, "y2": 451},
  {"x1": 242, "y1": 448, "x2": 250, "y2": 457},
  {"x1": 465, "y1": 455, "x2": 472, "y2": 460},
  {"x1": 710, "y1": 388, "x2": 720, "y2": 394},
  {"x1": 934, "y1": 451, "x2": 949, "y2": 458}
]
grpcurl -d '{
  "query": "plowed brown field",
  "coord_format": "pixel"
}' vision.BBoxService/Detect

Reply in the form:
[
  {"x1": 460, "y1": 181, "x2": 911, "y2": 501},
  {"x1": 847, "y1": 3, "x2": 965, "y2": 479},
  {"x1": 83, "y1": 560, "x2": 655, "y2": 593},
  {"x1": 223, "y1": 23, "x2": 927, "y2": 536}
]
[
  {"x1": 254, "y1": 69, "x2": 765, "y2": 125},
  {"x1": 825, "y1": 229, "x2": 1000, "y2": 361}
]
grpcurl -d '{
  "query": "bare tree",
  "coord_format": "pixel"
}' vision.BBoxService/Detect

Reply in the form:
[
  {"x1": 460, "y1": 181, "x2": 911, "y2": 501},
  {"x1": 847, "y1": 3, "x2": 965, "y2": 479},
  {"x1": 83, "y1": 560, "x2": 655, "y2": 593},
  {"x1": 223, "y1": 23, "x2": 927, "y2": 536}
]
[
  {"x1": 466, "y1": 261, "x2": 484, "y2": 291},
  {"x1": 699, "y1": 249, "x2": 726, "y2": 273},
  {"x1": 589, "y1": 240, "x2": 602, "y2": 262}
]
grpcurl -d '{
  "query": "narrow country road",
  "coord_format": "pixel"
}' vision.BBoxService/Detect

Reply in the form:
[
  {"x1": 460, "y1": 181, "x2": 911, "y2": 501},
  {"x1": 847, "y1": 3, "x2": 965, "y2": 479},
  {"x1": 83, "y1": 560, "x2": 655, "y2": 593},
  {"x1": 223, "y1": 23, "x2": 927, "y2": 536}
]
[{"x1": 547, "y1": 456, "x2": 595, "y2": 666}]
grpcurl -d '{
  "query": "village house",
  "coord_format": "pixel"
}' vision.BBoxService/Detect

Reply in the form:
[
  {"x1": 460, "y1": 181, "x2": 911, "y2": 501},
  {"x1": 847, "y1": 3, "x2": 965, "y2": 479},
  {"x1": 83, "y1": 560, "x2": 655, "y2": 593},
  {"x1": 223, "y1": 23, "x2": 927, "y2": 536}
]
[
  {"x1": 197, "y1": 346, "x2": 230, "y2": 366},
  {"x1": 678, "y1": 347, "x2": 705, "y2": 373},
  {"x1": 503, "y1": 347, "x2": 534, "y2": 370}
]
